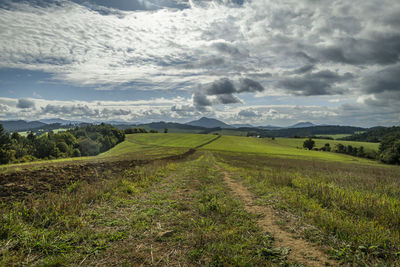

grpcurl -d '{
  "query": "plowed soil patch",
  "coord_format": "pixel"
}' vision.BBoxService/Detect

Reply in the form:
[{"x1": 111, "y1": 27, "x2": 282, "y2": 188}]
[
  {"x1": 0, "y1": 160, "x2": 142, "y2": 202},
  {"x1": 0, "y1": 149, "x2": 197, "y2": 202}
]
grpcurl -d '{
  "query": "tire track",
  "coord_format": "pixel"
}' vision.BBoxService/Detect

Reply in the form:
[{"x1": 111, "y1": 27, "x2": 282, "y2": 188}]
[{"x1": 216, "y1": 165, "x2": 338, "y2": 267}]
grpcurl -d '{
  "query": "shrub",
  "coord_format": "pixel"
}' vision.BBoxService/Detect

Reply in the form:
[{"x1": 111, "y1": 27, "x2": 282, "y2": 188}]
[{"x1": 303, "y1": 138, "x2": 315, "y2": 150}]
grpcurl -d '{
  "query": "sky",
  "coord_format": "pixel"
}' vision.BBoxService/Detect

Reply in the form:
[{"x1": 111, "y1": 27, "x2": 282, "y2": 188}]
[{"x1": 0, "y1": 0, "x2": 399, "y2": 127}]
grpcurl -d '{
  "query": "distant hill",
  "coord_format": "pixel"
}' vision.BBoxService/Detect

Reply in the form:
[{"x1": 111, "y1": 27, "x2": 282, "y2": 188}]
[
  {"x1": 231, "y1": 123, "x2": 253, "y2": 128},
  {"x1": 186, "y1": 117, "x2": 233, "y2": 128},
  {"x1": 289, "y1": 122, "x2": 316, "y2": 128},
  {"x1": 241, "y1": 125, "x2": 366, "y2": 138},
  {"x1": 114, "y1": 121, "x2": 208, "y2": 133},
  {"x1": 258, "y1": 125, "x2": 282, "y2": 130},
  {"x1": 39, "y1": 118, "x2": 82, "y2": 125},
  {"x1": 106, "y1": 120, "x2": 133, "y2": 125},
  {"x1": 0, "y1": 120, "x2": 47, "y2": 132}
]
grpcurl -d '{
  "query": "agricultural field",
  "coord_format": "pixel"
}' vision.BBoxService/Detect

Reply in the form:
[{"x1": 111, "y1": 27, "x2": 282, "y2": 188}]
[
  {"x1": 274, "y1": 137, "x2": 379, "y2": 154},
  {"x1": 203, "y1": 135, "x2": 380, "y2": 164},
  {"x1": 1, "y1": 133, "x2": 399, "y2": 266}
]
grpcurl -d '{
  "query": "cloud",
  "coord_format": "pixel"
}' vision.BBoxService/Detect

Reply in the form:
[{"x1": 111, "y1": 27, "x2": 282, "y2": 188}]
[
  {"x1": 238, "y1": 78, "x2": 265, "y2": 93},
  {"x1": 317, "y1": 34, "x2": 400, "y2": 65},
  {"x1": 216, "y1": 94, "x2": 242, "y2": 104},
  {"x1": 278, "y1": 70, "x2": 353, "y2": 96},
  {"x1": 364, "y1": 64, "x2": 400, "y2": 95},
  {"x1": 17, "y1": 98, "x2": 35, "y2": 109},
  {"x1": 206, "y1": 78, "x2": 236, "y2": 95},
  {"x1": 193, "y1": 91, "x2": 212, "y2": 108},
  {"x1": 238, "y1": 109, "x2": 258, "y2": 117},
  {"x1": 290, "y1": 64, "x2": 315, "y2": 74},
  {"x1": 192, "y1": 77, "x2": 263, "y2": 109},
  {"x1": 212, "y1": 42, "x2": 246, "y2": 57},
  {"x1": 182, "y1": 57, "x2": 225, "y2": 69}
]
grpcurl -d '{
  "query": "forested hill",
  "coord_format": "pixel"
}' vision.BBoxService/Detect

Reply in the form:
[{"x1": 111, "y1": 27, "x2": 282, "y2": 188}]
[
  {"x1": 0, "y1": 120, "x2": 47, "y2": 132},
  {"x1": 237, "y1": 125, "x2": 365, "y2": 138},
  {"x1": 341, "y1": 126, "x2": 400, "y2": 142}
]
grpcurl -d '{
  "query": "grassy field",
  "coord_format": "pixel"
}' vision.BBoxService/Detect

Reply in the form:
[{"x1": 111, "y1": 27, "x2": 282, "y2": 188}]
[
  {"x1": 274, "y1": 137, "x2": 379, "y2": 153},
  {"x1": 209, "y1": 129, "x2": 248, "y2": 136},
  {"x1": 0, "y1": 133, "x2": 208, "y2": 173},
  {"x1": 1, "y1": 133, "x2": 399, "y2": 266},
  {"x1": 202, "y1": 135, "x2": 380, "y2": 164},
  {"x1": 128, "y1": 133, "x2": 217, "y2": 148},
  {"x1": 214, "y1": 151, "x2": 400, "y2": 265}
]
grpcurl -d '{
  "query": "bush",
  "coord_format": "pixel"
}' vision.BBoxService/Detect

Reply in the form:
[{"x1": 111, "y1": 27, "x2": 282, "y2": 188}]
[
  {"x1": 379, "y1": 135, "x2": 400, "y2": 164},
  {"x1": 72, "y1": 148, "x2": 81, "y2": 157},
  {"x1": 78, "y1": 138, "x2": 100, "y2": 156},
  {"x1": 0, "y1": 149, "x2": 14, "y2": 164},
  {"x1": 303, "y1": 138, "x2": 315, "y2": 150},
  {"x1": 56, "y1": 142, "x2": 69, "y2": 153}
]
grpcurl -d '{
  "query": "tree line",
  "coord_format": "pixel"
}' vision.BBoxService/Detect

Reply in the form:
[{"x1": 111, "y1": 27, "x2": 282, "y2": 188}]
[
  {"x1": 0, "y1": 123, "x2": 125, "y2": 164},
  {"x1": 303, "y1": 136, "x2": 400, "y2": 164}
]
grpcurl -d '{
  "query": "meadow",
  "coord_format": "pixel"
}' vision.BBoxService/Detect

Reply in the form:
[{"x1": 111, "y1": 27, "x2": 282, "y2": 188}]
[
  {"x1": 1, "y1": 133, "x2": 398, "y2": 266},
  {"x1": 273, "y1": 137, "x2": 379, "y2": 153},
  {"x1": 203, "y1": 135, "x2": 380, "y2": 165}
]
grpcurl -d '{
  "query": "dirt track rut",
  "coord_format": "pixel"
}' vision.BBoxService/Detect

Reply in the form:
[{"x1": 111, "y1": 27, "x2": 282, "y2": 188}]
[{"x1": 217, "y1": 165, "x2": 338, "y2": 267}]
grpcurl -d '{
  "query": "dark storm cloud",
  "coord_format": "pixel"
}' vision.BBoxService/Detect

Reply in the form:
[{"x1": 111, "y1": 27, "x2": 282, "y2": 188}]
[
  {"x1": 216, "y1": 94, "x2": 241, "y2": 104},
  {"x1": 193, "y1": 91, "x2": 212, "y2": 107},
  {"x1": 238, "y1": 78, "x2": 265, "y2": 93},
  {"x1": 290, "y1": 64, "x2": 315, "y2": 74},
  {"x1": 278, "y1": 70, "x2": 353, "y2": 96},
  {"x1": 318, "y1": 34, "x2": 400, "y2": 65},
  {"x1": 364, "y1": 64, "x2": 400, "y2": 94},
  {"x1": 193, "y1": 77, "x2": 263, "y2": 109},
  {"x1": 17, "y1": 99, "x2": 35, "y2": 109},
  {"x1": 294, "y1": 52, "x2": 317, "y2": 64},
  {"x1": 206, "y1": 78, "x2": 236, "y2": 95},
  {"x1": 205, "y1": 78, "x2": 265, "y2": 95}
]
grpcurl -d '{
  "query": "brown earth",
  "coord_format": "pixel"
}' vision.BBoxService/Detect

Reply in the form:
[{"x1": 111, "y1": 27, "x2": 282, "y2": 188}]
[
  {"x1": 216, "y1": 165, "x2": 338, "y2": 267},
  {"x1": 0, "y1": 149, "x2": 196, "y2": 202}
]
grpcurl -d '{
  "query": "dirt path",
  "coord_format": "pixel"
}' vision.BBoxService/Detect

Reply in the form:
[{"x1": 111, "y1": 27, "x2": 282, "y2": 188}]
[{"x1": 216, "y1": 165, "x2": 338, "y2": 267}]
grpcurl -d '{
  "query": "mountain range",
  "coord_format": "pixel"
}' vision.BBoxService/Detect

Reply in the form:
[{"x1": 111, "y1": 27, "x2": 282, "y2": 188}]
[{"x1": 0, "y1": 117, "x2": 355, "y2": 135}]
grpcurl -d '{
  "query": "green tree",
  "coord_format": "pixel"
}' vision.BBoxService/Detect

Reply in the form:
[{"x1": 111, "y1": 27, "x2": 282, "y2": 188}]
[
  {"x1": 303, "y1": 138, "x2": 315, "y2": 150},
  {"x1": 379, "y1": 133, "x2": 400, "y2": 164},
  {"x1": 72, "y1": 148, "x2": 81, "y2": 157},
  {"x1": 357, "y1": 146, "x2": 365, "y2": 157},
  {"x1": 0, "y1": 124, "x2": 10, "y2": 148},
  {"x1": 34, "y1": 137, "x2": 59, "y2": 159},
  {"x1": 0, "y1": 124, "x2": 12, "y2": 164},
  {"x1": 27, "y1": 131, "x2": 36, "y2": 143},
  {"x1": 56, "y1": 142, "x2": 69, "y2": 153},
  {"x1": 78, "y1": 138, "x2": 100, "y2": 156}
]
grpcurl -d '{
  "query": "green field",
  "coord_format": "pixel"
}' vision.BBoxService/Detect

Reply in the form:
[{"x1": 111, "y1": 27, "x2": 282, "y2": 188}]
[
  {"x1": 274, "y1": 137, "x2": 379, "y2": 153},
  {"x1": 1, "y1": 133, "x2": 399, "y2": 266},
  {"x1": 202, "y1": 135, "x2": 379, "y2": 164},
  {"x1": 127, "y1": 133, "x2": 217, "y2": 148}
]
